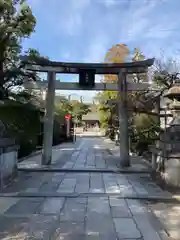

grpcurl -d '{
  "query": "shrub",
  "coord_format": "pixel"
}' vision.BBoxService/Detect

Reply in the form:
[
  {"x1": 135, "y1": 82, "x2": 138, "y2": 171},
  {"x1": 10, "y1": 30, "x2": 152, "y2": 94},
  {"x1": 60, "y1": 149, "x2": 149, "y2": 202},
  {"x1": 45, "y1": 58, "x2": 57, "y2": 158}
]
[
  {"x1": 130, "y1": 113, "x2": 159, "y2": 155},
  {"x1": 0, "y1": 101, "x2": 42, "y2": 158}
]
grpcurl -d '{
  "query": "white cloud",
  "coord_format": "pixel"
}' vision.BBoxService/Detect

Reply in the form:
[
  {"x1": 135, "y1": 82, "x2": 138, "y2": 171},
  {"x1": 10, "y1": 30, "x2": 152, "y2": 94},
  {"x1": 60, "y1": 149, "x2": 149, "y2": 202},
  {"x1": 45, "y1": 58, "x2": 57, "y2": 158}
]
[
  {"x1": 84, "y1": 35, "x2": 109, "y2": 62},
  {"x1": 143, "y1": 19, "x2": 178, "y2": 40},
  {"x1": 101, "y1": 0, "x2": 118, "y2": 7},
  {"x1": 59, "y1": 0, "x2": 91, "y2": 36},
  {"x1": 119, "y1": 0, "x2": 159, "y2": 42},
  {"x1": 27, "y1": 0, "x2": 180, "y2": 69}
]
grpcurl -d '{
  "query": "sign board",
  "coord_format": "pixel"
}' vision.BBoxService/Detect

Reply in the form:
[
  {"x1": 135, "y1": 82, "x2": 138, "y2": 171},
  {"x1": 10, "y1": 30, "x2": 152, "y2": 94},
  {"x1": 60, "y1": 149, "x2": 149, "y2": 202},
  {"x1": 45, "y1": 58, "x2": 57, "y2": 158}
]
[
  {"x1": 65, "y1": 114, "x2": 71, "y2": 120},
  {"x1": 79, "y1": 69, "x2": 95, "y2": 87}
]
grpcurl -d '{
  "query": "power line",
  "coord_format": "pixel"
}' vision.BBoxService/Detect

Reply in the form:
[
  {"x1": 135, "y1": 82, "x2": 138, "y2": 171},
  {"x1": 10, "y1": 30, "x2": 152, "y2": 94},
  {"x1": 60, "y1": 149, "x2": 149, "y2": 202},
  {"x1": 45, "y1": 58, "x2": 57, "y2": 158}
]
[
  {"x1": 94, "y1": 0, "x2": 166, "y2": 3},
  {"x1": 126, "y1": 29, "x2": 179, "y2": 36}
]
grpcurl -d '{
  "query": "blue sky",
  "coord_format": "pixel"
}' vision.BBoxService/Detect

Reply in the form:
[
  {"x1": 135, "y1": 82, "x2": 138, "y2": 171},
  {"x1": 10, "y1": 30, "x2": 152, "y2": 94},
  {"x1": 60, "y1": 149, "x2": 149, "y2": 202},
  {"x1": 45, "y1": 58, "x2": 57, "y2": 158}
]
[{"x1": 23, "y1": 0, "x2": 180, "y2": 102}]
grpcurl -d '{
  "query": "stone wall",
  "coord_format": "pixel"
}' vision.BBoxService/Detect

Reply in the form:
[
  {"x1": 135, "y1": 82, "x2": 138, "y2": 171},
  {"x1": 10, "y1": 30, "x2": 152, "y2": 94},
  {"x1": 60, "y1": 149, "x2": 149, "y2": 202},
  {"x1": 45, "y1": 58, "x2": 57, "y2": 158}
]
[
  {"x1": 164, "y1": 153, "x2": 180, "y2": 187},
  {"x1": 0, "y1": 138, "x2": 19, "y2": 190},
  {"x1": 150, "y1": 126, "x2": 180, "y2": 187}
]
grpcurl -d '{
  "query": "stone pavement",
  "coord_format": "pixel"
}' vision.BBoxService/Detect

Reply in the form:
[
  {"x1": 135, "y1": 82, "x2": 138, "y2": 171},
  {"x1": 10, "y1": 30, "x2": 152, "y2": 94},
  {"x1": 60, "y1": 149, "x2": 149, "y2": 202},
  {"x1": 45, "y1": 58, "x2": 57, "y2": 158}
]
[{"x1": 0, "y1": 136, "x2": 175, "y2": 239}]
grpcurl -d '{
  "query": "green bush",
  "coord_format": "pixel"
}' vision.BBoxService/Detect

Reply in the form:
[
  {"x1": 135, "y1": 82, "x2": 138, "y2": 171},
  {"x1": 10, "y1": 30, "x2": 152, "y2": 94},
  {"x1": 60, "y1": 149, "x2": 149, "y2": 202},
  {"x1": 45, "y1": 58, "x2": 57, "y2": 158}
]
[
  {"x1": 18, "y1": 140, "x2": 37, "y2": 158},
  {"x1": 0, "y1": 101, "x2": 42, "y2": 158},
  {"x1": 130, "y1": 113, "x2": 159, "y2": 155},
  {"x1": 53, "y1": 119, "x2": 67, "y2": 145},
  {"x1": 0, "y1": 100, "x2": 74, "y2": 159}
]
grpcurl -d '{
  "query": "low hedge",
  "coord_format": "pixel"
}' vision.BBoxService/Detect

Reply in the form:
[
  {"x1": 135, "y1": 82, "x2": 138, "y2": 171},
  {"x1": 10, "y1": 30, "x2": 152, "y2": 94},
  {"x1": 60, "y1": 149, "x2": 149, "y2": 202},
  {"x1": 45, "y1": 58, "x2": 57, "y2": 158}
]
[{"x1": 0, "y1": 100, "x2": 70, "y2": 159}]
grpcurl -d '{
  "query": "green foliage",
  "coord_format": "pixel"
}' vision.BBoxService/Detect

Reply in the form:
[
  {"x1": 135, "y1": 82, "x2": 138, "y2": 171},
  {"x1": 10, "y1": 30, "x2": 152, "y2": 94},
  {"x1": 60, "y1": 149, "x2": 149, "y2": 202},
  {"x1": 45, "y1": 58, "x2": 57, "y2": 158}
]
[
  {"x1": 96, "y1": 45, "x2": 147, "y2": 134},
  {"x1": 0, "y1": 101, "x2": 41, "y2": 140},
  {"x1": 0, "y1": 0, "x2": 73, "y2": 159},
  {"x1": 0, "y1": 0, "x2": 36, "y2": 99},
  {"x1": 97, "y1": 91, "x2": 118, "y2": 132},
  {"x1": 0, "y1": 100, "x2": 42, "y2": 157},
  {"x1": 96, "y1": 44, "x2": 163, "y2": 152},
  {"x1": 55, "y1": 97, "x2": 90, "y2": 124},
  {"x1": 130, "y1": 113, "x2": 159, "y2": 154},
  {"x1": 55, "y1": 95, "x2": 72, "y2": 119},
  {"x1": 71, "y1": 100, "x2": 90, "y2": 122}
]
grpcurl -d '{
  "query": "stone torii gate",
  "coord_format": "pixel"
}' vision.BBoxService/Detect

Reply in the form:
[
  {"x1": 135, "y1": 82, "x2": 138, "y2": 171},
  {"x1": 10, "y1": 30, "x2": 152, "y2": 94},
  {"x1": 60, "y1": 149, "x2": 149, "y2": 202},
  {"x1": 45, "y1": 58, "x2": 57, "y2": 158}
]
[{"x1": 23, "y1": 58, "x2": 154, "y2": 167}]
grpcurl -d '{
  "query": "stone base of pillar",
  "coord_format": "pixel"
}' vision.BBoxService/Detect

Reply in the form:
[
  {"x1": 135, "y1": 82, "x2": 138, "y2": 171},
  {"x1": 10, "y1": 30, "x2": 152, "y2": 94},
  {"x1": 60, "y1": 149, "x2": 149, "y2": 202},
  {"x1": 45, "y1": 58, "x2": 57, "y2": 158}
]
[{"x1": 120, "y1": 158, "x2": 130, "y2": 168}]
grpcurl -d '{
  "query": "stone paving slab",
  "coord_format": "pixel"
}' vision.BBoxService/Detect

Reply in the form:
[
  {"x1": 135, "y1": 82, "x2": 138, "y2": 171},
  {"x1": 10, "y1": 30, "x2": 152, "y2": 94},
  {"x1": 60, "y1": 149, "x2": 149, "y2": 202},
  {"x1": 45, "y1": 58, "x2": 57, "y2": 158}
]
[
  {"x1": 37, "y1": 197, "x2": 65, "y2": 214},
  {"x1": 5, "y1": 197, "x2": 43, "y2": 216},
  {"x1": 19, "y1": 214, "x2": 59, "y2": 240},
  {"x1": 0, "y1": 170, "x2": 173, "y2": 202},
  {"x1": 109, "y1": 197, "x2": 132, "y2": 218},
  {"x1": 0, "y1": 137, "x2": 173, "y2": 239},
  {"x1": 0, "y1": 196, "x2": 168, "y2": 236},
  {"x1": 0, "y1": 197, "x2": 20, "y2": 214},
  {"x1": 3, "y1": 171, "x2": 166, "y2": 197},
  {"x1": 53, "y1": 221, "x2": 85, "y2": 240},
  {"x1": 147, "y1": 202, "x2": 180, "y2": 240},
  {"x1": 18, "y1": 139, "x2": 82, "y2": 169},
  {"x1": 60, "y1": 198, "x2": 87, "y2": 222},
  {"x1": 0, "y1": 216, "x2": 30, "y2": 239},
  {"x1": 0, "y1": 198, "x2": 170, "y2": 239},
  {"x1": 113, "y1": 218, "x2": 142, "y2": 239}
]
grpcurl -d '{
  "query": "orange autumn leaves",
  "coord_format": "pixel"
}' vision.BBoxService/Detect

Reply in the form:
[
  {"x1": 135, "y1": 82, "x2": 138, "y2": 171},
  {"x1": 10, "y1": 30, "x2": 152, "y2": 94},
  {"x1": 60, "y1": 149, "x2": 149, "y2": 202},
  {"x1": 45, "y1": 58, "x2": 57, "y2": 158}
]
[
  {"x1": 103, "y1": 44, "x2": 145, "y2": 83},
  {"x1": 104, "y1": 44, "x2": 130, "y2": 83}
]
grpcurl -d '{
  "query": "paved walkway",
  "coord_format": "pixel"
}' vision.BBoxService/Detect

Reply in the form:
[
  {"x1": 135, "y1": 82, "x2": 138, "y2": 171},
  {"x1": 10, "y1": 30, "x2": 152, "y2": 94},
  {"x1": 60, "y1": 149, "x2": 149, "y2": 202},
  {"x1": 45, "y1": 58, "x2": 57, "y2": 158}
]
[{"x1": 0, "y1": 136, "x2": 174, "y2": 239}]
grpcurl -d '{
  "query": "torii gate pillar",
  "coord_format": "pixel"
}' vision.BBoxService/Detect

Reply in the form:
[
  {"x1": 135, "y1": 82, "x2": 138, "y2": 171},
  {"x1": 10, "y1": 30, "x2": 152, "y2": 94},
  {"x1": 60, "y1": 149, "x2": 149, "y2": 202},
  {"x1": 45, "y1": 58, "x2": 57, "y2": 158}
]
[
  {"x1": 42, "y1": 72, "x2": 56, "y2": 165},
  {"x1": 118, "y1": 71, "x2": 130, "y2": 167}
]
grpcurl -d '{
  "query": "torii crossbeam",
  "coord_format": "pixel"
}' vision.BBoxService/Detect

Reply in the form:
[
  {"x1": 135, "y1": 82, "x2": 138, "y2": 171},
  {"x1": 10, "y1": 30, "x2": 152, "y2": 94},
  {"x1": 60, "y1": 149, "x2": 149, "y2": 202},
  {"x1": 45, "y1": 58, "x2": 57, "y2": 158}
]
[{"x1": 22, "y1": 57, "x2": 154, "y2": 167}]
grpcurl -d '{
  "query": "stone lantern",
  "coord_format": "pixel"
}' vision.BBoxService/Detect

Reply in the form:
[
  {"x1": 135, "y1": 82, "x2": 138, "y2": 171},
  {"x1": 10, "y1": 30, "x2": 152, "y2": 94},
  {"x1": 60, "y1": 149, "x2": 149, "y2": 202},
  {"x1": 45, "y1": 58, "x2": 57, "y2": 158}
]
[{"x1": 162, "y1": 86, "x2": 180, "y2": 187}]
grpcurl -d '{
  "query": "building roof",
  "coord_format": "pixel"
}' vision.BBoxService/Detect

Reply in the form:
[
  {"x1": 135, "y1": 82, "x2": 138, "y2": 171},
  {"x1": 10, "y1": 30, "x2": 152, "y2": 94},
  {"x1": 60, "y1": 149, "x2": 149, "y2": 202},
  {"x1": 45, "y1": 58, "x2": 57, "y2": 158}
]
[{"x1": 82, "y1": 112, "x2": 100, "y2": 121}]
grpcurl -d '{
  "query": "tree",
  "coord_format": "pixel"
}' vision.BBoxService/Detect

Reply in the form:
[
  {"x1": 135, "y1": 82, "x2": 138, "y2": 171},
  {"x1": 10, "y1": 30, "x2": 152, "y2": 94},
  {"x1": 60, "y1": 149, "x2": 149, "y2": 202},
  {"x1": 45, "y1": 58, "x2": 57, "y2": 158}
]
[
  {"x1": 105, "y1": 44, "x2": 130, "y2": 63},
  {"x1": 153, "y1": 57, "x2": 180, "y2": 90},
  {"x1": 129, "y1": 56, "x2": 180, "y2": 154},
  {"x1": 70, "y1": 100, "x2": 90, "y2": 123},
  {"x1": 104, "y1": 44, "x2": 130, "y2": 82},
  {"x1": 97, "y1": 44, "x2": 131, "y2": 135},
  {"x1": 97, "y1": 44, "x2": 157, "y2": 141},
  {"x1": 132, "y1": 48, "x2": 145, "y2": 62},
  {"x1": 55, "y1": 95, "x2": 73, "y2": 119},
  {"x1": 132, "y1": 48, "x2": 146, "y2": 83},
  {"x1": 0, "y1": 0, "x2": 36, "y2": 99}
]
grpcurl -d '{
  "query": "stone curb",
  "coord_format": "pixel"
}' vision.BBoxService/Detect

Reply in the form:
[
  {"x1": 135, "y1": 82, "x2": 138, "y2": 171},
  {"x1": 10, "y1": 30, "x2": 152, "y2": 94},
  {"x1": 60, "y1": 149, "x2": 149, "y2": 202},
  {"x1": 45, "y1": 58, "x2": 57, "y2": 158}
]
[
  {"x1": 18, "y1": 141, "x2": 76, "y2": 163},
  {"x1": 17, "y1": 167, "x2": 152, "y2": 174},
  {"x1": 0, "y1": 192, "x2": 179, "y2": 203},
  {"x1": 102, "y1": 136, "x2": 153, "y2": 169}
]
